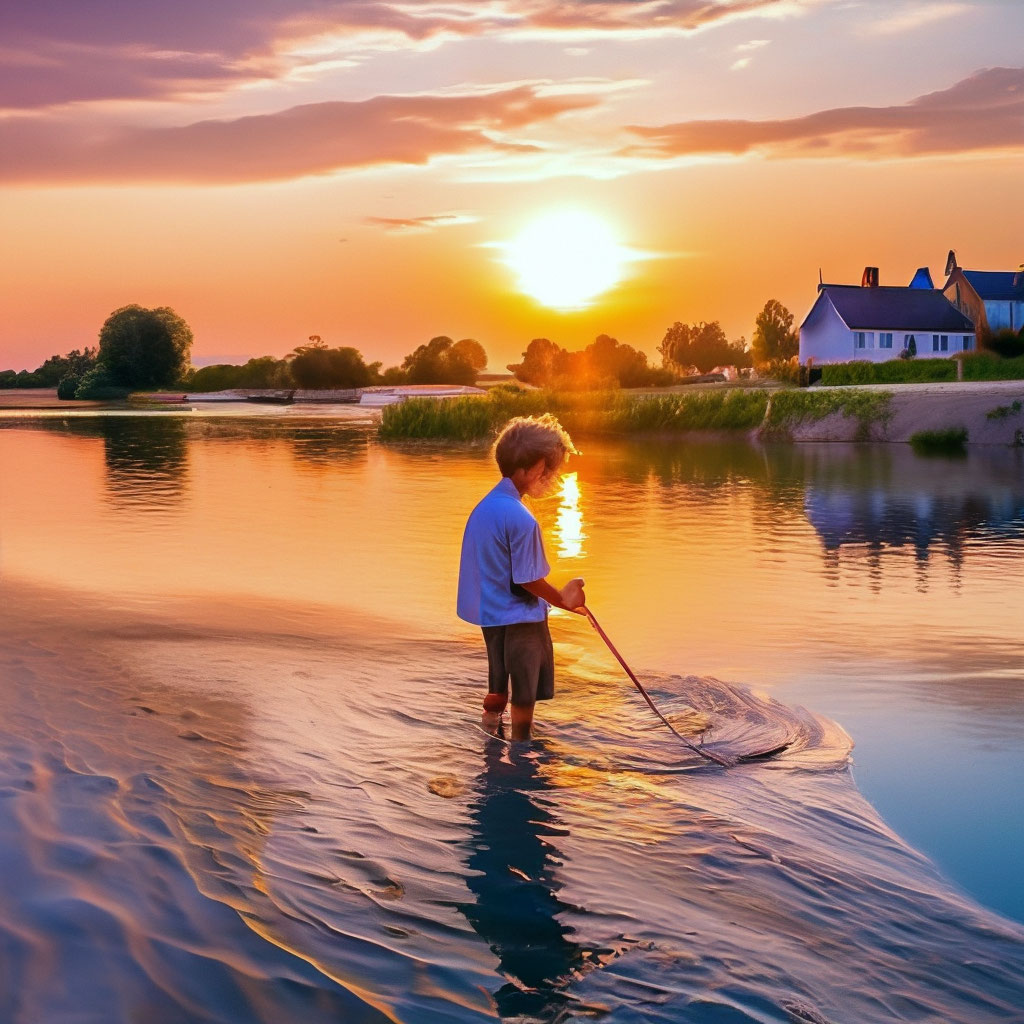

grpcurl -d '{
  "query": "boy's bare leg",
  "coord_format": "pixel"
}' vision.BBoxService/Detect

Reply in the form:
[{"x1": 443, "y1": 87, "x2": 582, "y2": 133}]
[{"x1": 509, "y1": 702, "x2": 535, "y2": 741}]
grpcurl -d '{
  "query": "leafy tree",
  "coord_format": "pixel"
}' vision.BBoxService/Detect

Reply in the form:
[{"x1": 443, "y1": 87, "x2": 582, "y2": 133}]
[
  {"x1": 401, "y1": 336, "x2": 484, "y2": 386},
  {"x1": 660, "y1": 321, "x2": 748, "y2": 374},
  {"x1": 751, "y1": 300, "x2": 798, "y2": 365},
  {"x1": 289, "y1": 340, "x2": 381, "y2": 389},
  {"x1": 450, "y1": 338, "x2": 487, "y2": 373},
  {"x1": 508, "y1": 338, "x2": 562, "y2": 386},
  {"x1": 510, "y1": 335, "x2": 675, "y2": 389},
  {"x1": 97, "y1": 305, "x2": 193, "y2": 389},
  {"x1": 35, "y1": 347, "x2": 97, "y2": 386}
]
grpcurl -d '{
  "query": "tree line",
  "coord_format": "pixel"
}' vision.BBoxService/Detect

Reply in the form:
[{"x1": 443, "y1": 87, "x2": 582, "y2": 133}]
[{"x1": 1, "y1": 299, "x2": 800, "y2": 398}]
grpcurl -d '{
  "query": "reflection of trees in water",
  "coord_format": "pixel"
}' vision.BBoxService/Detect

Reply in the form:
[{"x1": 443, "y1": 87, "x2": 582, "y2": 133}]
[
  {"x1": 33, "y1": 416, "x2": 191, "y2": 509},
  {"x1": 458, "y1": 744, "x2": 590, "y2": 1022},
  {"x1": 27, "y1": 417, "x2": 373, "y2": 509}
]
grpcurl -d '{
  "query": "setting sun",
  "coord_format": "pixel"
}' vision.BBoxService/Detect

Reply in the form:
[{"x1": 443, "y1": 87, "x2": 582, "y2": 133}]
[{"x1": 501, "y1": 210, "x2": 628, "y2": 311}]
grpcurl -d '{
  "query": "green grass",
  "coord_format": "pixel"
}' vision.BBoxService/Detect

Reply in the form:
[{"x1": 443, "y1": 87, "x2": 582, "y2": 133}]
[
  {"x1": 909, "y1": 427, "x2": 968, "y2": 455},
  {"x1": 604, "y1": 390, "x2": 769, "y2": 432},
  {"x1": 378, "y1": 387, "x2": 772, "y2": 440},
  {"x1": 986, "y1": 399, "x2": 1023, "y2": 421},
  {"x1": 820, "y1": 354, "x2": 1024, "y2": 386},
  {"x1": 763, "y1": 389, "x2": 893, "y2": 440}
]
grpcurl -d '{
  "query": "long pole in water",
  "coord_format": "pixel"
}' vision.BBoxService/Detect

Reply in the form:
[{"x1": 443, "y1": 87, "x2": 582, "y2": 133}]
[{"x1": 583, "y1": 607, "x2": 734, "y2": 768}]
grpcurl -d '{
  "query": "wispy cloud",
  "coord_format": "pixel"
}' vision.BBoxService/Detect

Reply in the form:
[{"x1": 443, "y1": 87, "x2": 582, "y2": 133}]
[
  {"x1": 622, "y1": 66, "x2": 1024, "y2": 161},
  {"x1": 865, "y1": 2, "x2": 970, "y2": 35},
  {"x1": 0, "y1": 86, "x2": 599, "y2": 184},
  {"x1": 365, "y1": 212, "x2": 479, "y2": 231}
]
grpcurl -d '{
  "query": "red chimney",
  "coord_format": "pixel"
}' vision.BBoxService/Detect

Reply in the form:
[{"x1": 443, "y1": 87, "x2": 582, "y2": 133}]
[{"x1": 861, "y1": 267, "x2": 879, "y2": 288}]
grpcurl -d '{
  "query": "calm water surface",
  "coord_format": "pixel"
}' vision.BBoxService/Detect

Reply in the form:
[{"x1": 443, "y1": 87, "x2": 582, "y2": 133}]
[{"x1": 0, "y1": 408, "x2": 1022, "y2": 1023}]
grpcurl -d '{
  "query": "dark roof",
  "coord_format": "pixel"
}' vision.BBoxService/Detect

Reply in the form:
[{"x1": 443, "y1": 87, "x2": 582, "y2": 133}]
[
  {"x1": 962, "y1": 270, "x2": 1024, "y2": 301},
  {"x1": 819, "y1": 285, "x2": 974, "y2": 332}
]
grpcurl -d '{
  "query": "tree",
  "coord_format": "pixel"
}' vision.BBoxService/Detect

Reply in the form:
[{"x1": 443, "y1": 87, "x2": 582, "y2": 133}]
[
  {"x1": 289, "y1": 341, "x2": 380, "y2": 388},
  {"x1": 35, "y1": 347, "x2": 97, "y2": 386},
  {"x1": 660, "y1": 321, "x2": 745, "y2": 374},
  {"x1": 97, "y1": 305, "x2": 193, "y2": 388},
  {"x1": 510, "y1": 335, "x2": 675, "y2": 389},
  {"x1": 450, "y1": 338, "x2": 487, "y2": 373},
  {"x1": 508, "y1": 338, "x2": 562, "y2": 385},
  {"x1": 751, "y1": 300, "x2": 798, "y2": 366},
  {"x1": 401, "y1": 335, "x2": 484, "y2": 385}
]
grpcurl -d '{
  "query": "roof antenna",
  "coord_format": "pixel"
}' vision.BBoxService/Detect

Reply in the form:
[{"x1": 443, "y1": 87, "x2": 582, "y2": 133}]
[{"x1": 818, "y1": 267, "x2": 823, "y2": 286}]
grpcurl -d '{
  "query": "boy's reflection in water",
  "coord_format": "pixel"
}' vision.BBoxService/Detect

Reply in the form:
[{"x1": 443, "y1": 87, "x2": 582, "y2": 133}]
[{"x1": 459, "y1": 741, "x2": 591, "y2": 1021}]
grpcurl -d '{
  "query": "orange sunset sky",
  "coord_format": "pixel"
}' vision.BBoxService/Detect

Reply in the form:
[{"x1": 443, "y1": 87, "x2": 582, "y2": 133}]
[{"x1": 2, "y1": 0, "x2": 1023, "y2": 372}]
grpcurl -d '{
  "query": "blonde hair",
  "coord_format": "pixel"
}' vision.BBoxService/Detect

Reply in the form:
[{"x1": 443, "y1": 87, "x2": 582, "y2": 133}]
[{"x1": 493, "y1": 414, "x2": 577, "y2": 477}]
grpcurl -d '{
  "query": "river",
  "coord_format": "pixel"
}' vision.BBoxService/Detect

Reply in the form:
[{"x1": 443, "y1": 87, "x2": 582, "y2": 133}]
[{"x1": 0, "y1": 408, "x2": 1022, "y2": 1023}]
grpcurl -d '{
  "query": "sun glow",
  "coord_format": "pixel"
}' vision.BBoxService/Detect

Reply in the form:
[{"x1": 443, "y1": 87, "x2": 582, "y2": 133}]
[{"x1": 501, "y1": 210, "x2": 628, "y2": 311}]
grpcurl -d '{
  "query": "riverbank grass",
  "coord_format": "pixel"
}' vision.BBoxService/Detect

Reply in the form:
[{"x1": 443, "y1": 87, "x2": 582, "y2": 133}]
[
  {"x1": 378, "y1": 388, "x2": 773, "y2": 440},
  {"x1": 909, "y1": 427, "x2": 969, "y2": 455}
]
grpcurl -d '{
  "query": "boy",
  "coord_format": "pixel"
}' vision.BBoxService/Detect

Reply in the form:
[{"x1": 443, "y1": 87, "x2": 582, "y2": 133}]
[{"x1": 457, "y1": 414, "x2": 586, "y2": 740}]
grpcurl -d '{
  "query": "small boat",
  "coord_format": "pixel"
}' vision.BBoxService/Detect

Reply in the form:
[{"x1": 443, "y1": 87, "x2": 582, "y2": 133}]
[{"x1": 246, "y1": 391, "x2": 295, "y2": 405}]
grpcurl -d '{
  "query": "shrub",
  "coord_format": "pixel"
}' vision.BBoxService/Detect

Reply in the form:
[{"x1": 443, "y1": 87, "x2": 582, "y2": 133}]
[
  {"x1": 74, "y1": 364, "x2": 130, "y2": 400},
  {"x1": 960, "y1": 353, "x2": 1024, "y2": 381},
  {"x1": 909, "y1": 428, "x2": 968, "y2": 455},
  {"x1": 821, "y1": 359, "x2": 956, "y2": 385},
  {"x1": 57, "y1": 374, "x2": 82, "y2": 400},
  {"x1": 985, "y1": 329, "x2": 1024, "y2": 360}
]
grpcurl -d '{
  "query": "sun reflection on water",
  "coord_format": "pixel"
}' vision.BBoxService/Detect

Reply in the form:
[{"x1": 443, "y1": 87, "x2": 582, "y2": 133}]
[{"x1": 556, "y1": 471, "x2": 586, "y2": 559}]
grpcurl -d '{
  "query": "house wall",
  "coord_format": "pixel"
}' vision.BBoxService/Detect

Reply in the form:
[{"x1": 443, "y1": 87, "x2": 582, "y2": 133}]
[
  {"x1": 799, "y1": 295, "x2": 854, "y2": 364},
  {"x1": 984, "y1": 299, "x2": 1024, "y2": 333},
  {"x1": 800, "y1": 294, "x2": 973, "y2": 364}
]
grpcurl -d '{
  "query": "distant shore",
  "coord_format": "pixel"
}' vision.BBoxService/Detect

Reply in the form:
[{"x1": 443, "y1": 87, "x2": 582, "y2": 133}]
[{"x1": 4, "y1": 382, "x2": 1024, "y2": 446}]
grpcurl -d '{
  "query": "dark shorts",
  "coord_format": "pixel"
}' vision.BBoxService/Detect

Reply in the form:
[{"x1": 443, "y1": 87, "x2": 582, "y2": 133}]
[{"x1": 481, "y1": 620, "x2": 555, "y2": 705}]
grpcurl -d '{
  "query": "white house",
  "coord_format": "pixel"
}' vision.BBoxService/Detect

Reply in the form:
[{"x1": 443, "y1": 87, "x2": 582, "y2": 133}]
[{"x1": 800, "y1": 267, "x2": 975, "y2": 365}]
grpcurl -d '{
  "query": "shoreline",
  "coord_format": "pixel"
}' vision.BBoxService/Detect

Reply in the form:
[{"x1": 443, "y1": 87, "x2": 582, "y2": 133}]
[{"x1": 4, "y1": 382, "x2": 1024, "y2": 445}]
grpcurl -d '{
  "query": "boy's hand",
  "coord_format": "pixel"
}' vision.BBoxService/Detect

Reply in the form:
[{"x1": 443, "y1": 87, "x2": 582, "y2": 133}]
[{"x1": 560, "y1": 577, "x2": 586, "y2": 614}]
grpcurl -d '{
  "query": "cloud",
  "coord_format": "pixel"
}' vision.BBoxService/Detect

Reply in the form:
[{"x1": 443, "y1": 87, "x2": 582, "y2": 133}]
[
  {"x1": 622, "y1": 67, "x2": 1024, "y2": 161},
  {"x1": 0, "y1": 86, "x2": 598, "y2": 184},
  {"x1": 365, "y1": 213, "x2": 479, "y2": 232},
  {"x1": 865, "y1": 2, "x2": 970, "y2": 35},
  {"x1": 0, "y1": 0, "x2": 817, "y2": 109}
]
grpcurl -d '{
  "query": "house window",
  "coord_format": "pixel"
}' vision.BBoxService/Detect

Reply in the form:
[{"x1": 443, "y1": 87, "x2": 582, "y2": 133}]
[
  {"x1": 879, "y1": 332, "x2": 893, "y2": 349},
  {"x1": 962, "y1": 335, "x2": 973, "y2": 351},
  {"x1": 854, "y1": 331, "x2": 874, "y2": 349},
  {"x1": 932, "y1": 334, "x2": 949, "y2": 352}
]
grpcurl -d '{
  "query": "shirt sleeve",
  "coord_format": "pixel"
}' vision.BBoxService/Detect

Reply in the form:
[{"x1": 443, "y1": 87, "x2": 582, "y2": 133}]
[{"x1": 508, "y1": 513, "x2": 550, "y2": 585}]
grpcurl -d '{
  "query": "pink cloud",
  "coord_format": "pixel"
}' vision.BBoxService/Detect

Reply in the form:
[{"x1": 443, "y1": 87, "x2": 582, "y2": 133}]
[
  {"x1": 0, "y1": 87, "x2": 598, "y2": 184},
  {"x1": 622, "y1": 67, "x2": 1024, "y2": 159},
  {"x1": 0, "y1": 0, "x2": 809, "y2": 109}
]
